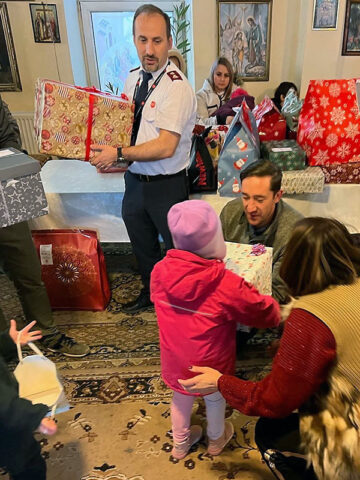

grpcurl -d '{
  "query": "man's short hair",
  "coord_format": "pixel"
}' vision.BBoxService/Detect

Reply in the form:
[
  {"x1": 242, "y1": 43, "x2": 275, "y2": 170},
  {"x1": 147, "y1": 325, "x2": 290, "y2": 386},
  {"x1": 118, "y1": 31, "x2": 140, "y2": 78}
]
[
  {"x1": 133, "y1": 4, "x2": 171, "y2": 39},
  {"x1": 240, "y1": 159, "x2": 282, "y2": 193}
]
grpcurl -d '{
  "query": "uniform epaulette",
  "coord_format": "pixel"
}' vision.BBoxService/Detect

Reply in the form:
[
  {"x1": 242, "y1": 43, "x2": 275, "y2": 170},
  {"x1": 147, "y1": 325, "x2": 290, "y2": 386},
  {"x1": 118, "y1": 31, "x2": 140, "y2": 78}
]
[
  {"x1": 130, "y1": 66, "x2": 140, "y2": 72},
  {"x1": 167, "y1": 70, "x2": 183, "y2": 81}
]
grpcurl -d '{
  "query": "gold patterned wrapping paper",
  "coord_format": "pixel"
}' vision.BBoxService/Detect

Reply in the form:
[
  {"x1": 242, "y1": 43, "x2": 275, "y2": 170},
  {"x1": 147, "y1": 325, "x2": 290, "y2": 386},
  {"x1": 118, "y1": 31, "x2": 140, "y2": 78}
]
[
  {"x1": 34, "y1": 79, "x2": 134, "y2": 160},
  {"x1": 281, "y1": 167, "x2": 325, "y2": 194},
  {"x1": 225, "y1": 242, "x2": 273, "y2": 295}
]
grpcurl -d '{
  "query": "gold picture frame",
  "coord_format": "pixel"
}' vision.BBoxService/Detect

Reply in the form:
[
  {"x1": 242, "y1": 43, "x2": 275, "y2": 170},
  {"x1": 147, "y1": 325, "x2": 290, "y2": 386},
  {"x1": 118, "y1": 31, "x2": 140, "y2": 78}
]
[{"x1": 0, "y1": 3, "x2": 21, "y2": 92}]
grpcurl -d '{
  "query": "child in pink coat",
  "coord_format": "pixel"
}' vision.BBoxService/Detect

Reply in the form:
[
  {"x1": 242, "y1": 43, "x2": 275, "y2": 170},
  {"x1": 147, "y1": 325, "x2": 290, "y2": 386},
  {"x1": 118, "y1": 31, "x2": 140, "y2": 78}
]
[{"x1": 150, "y1": 200, "x2": 280, "y2": 460}]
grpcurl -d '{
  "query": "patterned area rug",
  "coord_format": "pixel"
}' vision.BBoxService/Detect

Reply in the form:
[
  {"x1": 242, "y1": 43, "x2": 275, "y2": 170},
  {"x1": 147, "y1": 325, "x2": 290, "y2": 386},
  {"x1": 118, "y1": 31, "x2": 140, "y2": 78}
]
[{"x1": 0, "y1": 247, "x2": 277, "y2": 480}]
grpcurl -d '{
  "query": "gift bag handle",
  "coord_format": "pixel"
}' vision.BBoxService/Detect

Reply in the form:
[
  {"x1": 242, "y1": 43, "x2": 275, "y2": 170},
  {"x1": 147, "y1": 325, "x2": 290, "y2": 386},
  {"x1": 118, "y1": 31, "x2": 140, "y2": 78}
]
[{"x1": 16, "y1": 333, "x2": 44, "y2": 363}]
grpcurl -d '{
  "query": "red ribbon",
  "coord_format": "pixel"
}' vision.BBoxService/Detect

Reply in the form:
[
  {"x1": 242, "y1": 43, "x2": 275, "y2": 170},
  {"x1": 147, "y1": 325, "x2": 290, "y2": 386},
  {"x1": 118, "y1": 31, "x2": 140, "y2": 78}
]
[{"x1": 85, "y1": 93, "x2": 95, "y2": 162}]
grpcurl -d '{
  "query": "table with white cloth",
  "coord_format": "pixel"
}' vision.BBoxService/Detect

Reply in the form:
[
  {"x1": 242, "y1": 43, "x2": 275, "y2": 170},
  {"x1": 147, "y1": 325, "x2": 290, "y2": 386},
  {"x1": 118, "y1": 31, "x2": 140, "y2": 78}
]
[{"x1": 30, "y1": 159, "x2": 360, "y2": 241}]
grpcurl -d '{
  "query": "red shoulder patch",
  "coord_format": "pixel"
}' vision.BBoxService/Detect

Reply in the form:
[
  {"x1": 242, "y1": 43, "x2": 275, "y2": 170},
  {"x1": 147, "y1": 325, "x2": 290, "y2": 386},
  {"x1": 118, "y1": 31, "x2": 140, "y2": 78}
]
[{"x1": 167, "y1": 70, "x2": 182, "y2": 81}]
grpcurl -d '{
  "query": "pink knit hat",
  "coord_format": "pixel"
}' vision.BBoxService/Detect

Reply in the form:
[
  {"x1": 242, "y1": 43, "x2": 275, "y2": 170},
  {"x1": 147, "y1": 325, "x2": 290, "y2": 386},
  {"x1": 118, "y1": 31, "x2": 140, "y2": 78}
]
[{"x1": 167, "y1": 200, "x2": 226, "y2": 260}]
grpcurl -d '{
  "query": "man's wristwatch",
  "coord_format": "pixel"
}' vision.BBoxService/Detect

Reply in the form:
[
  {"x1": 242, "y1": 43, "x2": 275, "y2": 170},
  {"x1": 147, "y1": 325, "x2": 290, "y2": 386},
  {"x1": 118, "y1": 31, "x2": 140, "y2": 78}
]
[{"x1": 113, "y1": 147, "x2": 128, "y2": 167}]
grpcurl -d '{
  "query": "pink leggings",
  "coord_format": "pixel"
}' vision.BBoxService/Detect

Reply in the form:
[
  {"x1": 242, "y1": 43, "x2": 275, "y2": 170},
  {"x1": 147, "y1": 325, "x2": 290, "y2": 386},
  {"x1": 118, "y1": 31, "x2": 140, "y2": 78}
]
[{"x1": 171, "y1": 390, "x2": 226, "y2": 444}]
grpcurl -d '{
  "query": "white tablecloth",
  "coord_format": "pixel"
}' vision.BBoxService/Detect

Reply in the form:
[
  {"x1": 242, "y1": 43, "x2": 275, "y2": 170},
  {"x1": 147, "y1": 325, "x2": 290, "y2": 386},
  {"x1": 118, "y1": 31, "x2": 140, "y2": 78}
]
[{"x1": 30, "y1": 160, "x2": 360, "y2": 242}]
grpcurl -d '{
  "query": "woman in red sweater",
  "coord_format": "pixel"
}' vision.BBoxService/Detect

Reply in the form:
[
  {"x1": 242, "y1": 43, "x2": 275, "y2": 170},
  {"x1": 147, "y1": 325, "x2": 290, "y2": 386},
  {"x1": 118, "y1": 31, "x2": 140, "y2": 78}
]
[{"x1": 179, "y1": 217, "x2": 360, "y2": 480}]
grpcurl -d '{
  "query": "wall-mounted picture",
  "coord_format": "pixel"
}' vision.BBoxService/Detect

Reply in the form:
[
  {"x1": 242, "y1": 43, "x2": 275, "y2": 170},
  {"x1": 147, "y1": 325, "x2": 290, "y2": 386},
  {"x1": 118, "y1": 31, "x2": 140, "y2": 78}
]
[
  {"x1": 29, "y1": 3, "x2": 60, "y2": 43},
  {"x1": 0, "y1": 3, "x2": 21, "y2": 91},
  {"x1": 217, "y1": 0, "x2": 272, "y2": 82},
  {"x1": 342, "y1": 0, "x2": 360, "y2": 55},
  {"x1": 312, "y1": 0, "x2": 339, "y2": 30}
]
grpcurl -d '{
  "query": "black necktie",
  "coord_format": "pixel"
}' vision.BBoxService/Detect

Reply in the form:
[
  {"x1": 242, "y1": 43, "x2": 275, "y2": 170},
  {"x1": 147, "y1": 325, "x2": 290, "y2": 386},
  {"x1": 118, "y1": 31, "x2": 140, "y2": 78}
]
[{"x1": 131, "y1": 72, "x2": 153, "y2": 145}]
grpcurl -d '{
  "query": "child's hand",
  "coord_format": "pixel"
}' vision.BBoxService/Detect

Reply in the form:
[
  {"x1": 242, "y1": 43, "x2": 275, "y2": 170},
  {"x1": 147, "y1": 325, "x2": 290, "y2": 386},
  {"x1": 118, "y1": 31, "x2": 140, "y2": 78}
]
[
  {"x1": 38, "y1": 417, "x2": 57, "y2": 435},
  {"x1": 9, "y1": 319, "x2": 42, "y2": 345}
]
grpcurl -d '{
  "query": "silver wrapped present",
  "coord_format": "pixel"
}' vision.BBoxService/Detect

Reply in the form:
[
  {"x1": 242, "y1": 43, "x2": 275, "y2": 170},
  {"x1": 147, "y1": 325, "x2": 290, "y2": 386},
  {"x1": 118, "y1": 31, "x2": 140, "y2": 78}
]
[
  {"x1": 0, "y1": 148, "x2": 48, "y2": 227},
  {"x1": 281, "y1": 167, "x2": 325, "y2": 195}
]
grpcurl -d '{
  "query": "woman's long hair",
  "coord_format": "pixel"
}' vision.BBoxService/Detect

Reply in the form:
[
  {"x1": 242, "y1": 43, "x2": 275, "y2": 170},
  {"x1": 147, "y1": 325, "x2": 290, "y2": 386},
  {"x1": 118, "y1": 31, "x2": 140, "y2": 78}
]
[
  {"x1": 280, "y1": 217, "x2": 360, "y2": 297},
  {"x1": 208, "y1": 57, "x2": 234, "y2": 102}
]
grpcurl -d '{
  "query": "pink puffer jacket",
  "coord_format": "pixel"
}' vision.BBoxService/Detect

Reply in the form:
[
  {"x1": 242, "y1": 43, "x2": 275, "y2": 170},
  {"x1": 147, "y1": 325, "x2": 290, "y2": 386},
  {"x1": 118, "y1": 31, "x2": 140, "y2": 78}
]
[{"x1": 150, "y1": 249, "x2": 280, "y2": 395}]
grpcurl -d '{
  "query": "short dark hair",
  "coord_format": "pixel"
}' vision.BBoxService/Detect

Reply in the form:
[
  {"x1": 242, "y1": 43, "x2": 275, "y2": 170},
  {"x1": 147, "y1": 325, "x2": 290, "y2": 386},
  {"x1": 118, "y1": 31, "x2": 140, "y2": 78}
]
[
  {"x1": 208, "y1": 57, "x2": 234, "y2": 102},
  {"x1": 240, "y1": 159, "x2": 282, "y2": 193},
  {"x1": 273, "y1": 82, "x2": 298, "y2": 109},
  {"x1": 280, "y1": 217, "x2": 360, "y2": 297},
  {"x1": 133, "y1": 4, "x2": 171, "y2": 39}
]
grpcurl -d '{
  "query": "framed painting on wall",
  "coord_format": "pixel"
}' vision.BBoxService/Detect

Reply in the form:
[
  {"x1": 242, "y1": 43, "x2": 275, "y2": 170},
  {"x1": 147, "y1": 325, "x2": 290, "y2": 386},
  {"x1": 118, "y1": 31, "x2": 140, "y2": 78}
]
[
  {"x1": 29, "y1": 3, "x2": 61, "y2": 43},
  {"x1": 217, "y1": 0, "x2": 272, "y2": 82},
  {"x1": 0, "y1": 3, "x2": 21, "y2": 91},
  {"x1": 342, "y1": 0, "x2": 360, "y2": 55},
  {"x1": 312, "y1": 0, "x2": 339, "y2": 30}
]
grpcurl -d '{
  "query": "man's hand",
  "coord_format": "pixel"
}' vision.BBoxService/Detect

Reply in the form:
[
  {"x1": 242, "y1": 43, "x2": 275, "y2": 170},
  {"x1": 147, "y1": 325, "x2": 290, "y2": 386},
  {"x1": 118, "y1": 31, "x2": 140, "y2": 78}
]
[
  {"x1": 38, "y1": 417, "x2": 57, "y2": 435},
  {"x1": 90, "y1": 144, "x2": 117, "y2": 171},
  {"x1": 178, "y1": 366, "x2": 222, "y2": 395},
  {"x1": 9, "y1": 320, "x2": 42, "y2": 346}
]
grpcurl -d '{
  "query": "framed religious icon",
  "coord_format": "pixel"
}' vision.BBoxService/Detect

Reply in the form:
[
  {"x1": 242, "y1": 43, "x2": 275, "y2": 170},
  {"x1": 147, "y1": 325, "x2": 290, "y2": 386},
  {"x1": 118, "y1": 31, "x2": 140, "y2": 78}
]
[
  {"x1": 0, "y1": 3, "x2": 21, "y2": 91},
  {"x1": 217, "y1": 0, "x2": 272, "y2": 82},
  {"x1": 312, "y1": 0, "x2": 339, "y2": 30},
  {"x1": 29, "y1": 3, "x2": 61, "y2": 43},
  {"x1": 342, "y1": 0, "x2": 360, "y2": 55}
]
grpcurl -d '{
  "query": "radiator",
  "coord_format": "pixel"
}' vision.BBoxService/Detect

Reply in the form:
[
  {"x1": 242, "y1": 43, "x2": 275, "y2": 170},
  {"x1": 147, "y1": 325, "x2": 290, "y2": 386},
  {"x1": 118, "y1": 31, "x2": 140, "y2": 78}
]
[{"x1": 12, "y1": 112, "x2": 39, "y2": 154}]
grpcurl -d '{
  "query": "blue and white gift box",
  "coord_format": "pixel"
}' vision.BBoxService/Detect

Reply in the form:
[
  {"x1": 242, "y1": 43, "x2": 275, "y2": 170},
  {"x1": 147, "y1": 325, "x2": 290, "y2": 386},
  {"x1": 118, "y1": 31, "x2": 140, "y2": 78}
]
[
  {"x1": 0, "y1": 148, "x2": 48, "y2": 228},
  {"x1": 217, "y1": 101, "x2": 260, "y2": 197}
]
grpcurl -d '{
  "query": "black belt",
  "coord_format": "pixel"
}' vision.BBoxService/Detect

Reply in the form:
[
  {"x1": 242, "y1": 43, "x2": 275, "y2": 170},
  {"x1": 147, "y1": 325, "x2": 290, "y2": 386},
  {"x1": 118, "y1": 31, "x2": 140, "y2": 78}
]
[{"x1": 129, "y1": 169, "x2": 186, "y2": 182}]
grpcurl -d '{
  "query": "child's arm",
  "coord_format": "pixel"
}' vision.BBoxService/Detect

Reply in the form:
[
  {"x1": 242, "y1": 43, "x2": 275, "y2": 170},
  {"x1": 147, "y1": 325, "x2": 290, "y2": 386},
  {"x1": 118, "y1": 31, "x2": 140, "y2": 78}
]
[{"x1": 220, "y1": 271, "x2": 281, "y2": 328}]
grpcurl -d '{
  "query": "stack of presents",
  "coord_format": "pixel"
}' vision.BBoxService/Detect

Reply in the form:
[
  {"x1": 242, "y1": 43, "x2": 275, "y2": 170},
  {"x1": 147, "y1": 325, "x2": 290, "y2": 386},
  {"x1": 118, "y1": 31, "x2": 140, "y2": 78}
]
[
  {"x1": 1, "y1": 77, "x2": 360, "y2": 312},
  {"x1": 197, "y1": 78, "x2": 360, "y2": 197}
]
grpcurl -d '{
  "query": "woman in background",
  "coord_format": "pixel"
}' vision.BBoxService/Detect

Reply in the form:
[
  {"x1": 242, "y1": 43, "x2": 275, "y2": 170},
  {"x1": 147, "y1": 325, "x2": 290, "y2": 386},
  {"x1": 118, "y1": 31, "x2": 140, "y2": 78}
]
[{"x1": 196, "y1": 57, "x2": 235, "y2": 126}]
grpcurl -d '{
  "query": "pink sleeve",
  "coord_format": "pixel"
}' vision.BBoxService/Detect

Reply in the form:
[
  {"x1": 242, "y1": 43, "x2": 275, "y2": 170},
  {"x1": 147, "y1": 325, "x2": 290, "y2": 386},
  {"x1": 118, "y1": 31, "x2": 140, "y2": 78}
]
[
  {"x1": 218, "y1": 309, "x2": 337, "y2": 417},
  {"x1": 221, "y1": 270, "x2": 281, "y2": 329}
]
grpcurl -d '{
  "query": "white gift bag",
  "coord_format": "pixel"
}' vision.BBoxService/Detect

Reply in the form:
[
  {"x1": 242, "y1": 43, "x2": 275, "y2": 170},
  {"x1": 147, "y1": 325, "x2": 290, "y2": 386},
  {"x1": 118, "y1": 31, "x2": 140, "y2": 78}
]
[{"x1": 14, "y1": 340, "x2": 69, "y2": 417}]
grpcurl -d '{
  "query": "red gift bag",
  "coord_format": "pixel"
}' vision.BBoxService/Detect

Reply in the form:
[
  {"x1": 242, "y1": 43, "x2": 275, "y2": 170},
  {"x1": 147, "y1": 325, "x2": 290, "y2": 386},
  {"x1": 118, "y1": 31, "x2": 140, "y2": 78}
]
[
  {"x1": 297, "y1": 78, "x2": 360, "y2": 166},
  {"x1": 32, "y1": 229, "x2": 111, "y2": 311},
  {"x1": 253, "y1": 96, "x2": 286, "y2": 142}
]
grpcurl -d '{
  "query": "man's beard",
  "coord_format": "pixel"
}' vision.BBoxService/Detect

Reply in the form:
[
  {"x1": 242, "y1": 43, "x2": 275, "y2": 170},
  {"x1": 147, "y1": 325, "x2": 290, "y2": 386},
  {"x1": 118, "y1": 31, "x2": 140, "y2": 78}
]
[{"x1": 141, "y1": 55, "x2": 160, "y2": 72}]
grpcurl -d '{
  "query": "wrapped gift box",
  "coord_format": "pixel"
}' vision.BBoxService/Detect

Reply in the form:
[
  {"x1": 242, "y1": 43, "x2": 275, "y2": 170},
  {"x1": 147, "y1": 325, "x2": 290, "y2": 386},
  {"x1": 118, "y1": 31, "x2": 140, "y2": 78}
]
[
  {"x1": 281, "y1": 167, "x2": 324, "y2": 194},
  {"x1": 218, "y1": 101, "x2": 260, "y2": 197},
  {"x1": 34, "y1": 79, "x2": 133, "y2": 160},
  {"x1": 225, "y1": 242, "x2": 272, "y2": 295},
  {"x1": 261, "y1": 139, "x2": 307, "y2": 171},
  {"x1": 320, "y1": 162, "x2": 360, "y2": 184},
  {"x1": 253, "y1": 96, "x2": 287, "y2": 142},
  {"x1": 0, "y1": 148, "x2": 48, "y2": 228},
  {"x1": 297, "y1": 78, "x2": 360, "y2": 166}
]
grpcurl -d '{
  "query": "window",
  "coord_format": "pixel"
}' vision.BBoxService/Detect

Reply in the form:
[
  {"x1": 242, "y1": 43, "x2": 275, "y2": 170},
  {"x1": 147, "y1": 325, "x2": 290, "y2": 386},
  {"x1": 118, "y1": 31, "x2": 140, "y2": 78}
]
[{"x1": 80, "y1": 1, "x2": 179, "y2": 93}]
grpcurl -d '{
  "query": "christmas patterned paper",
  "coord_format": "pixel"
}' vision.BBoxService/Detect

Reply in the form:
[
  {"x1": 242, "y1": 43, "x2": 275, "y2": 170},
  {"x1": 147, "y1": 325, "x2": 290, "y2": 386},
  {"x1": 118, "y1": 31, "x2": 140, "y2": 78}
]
[
  {"x1": 281, "y1": 167, "x2": 324, "y2": 194},
  {"x1": 253, "y1": 96, "x2": 286, "y2": 142},
  {"x1": 225, "y1": 242, "x2": 272, "y2": 295},
  {"x1": 320, "y1": 162, "x2": 360, "y2": 184},
  {"x1": 261, "y1": 139, "x2": 307, "y2": 171},
  {"x1": 34, "y1": 79, "x2": 133, "y2": 160},
  {"x1": 218, "y1": 102, "x2": 260, "y2": 197},
  {"x1": 297, "y1": 78, "x2": 360, "y2": 166},
  {"x1": 0, "y1": 172, "x2": 48, "y2": 228}
]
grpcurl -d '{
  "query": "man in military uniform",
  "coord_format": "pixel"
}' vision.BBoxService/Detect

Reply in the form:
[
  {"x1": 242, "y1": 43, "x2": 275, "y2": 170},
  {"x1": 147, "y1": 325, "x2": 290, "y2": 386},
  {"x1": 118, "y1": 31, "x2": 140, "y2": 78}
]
[{"x1": 91, "y1": 4, "x2": 196, "y2": 313}]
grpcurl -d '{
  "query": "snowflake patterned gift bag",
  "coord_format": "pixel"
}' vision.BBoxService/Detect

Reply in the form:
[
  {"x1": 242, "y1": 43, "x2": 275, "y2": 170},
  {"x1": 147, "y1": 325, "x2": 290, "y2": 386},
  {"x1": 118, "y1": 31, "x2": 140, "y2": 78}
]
[
  {"x1": 0, "y1": 148, "x2": 48, "y2": 228},
  {"x1": 34, "y1": 79, "x2": 133, "y2": 161},
  {"x1": 218, "y1": 101, "x2": 260, "y2": 197},
  {"x1": 297, "y1": 78, "x2": 360, "y2": 166},
  {"x1": 32, "y1": 229, "x2": 111, "y2": 310}
]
